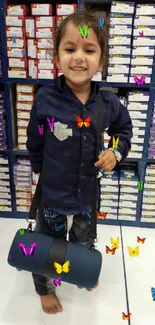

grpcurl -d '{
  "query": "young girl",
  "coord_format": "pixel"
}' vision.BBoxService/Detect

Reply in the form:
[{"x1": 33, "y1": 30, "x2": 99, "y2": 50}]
[{"x1": 26, "y1": 8, "x2": 133, "y2": 315}]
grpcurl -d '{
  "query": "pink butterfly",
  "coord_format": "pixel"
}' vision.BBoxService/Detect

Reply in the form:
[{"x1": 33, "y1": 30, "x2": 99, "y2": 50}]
[
  {"x1": 19, "y1": 242, "x2": 37, "y2": 256},
  {"x1": 133, "y1": 74, "x2": 146, "y2": 86},
  {"x1": 139, "y1": 31, "x2": 144, "y2": 37},
  {"x1": 52, "y1": 277, "x2": 61, "y2": 286}
]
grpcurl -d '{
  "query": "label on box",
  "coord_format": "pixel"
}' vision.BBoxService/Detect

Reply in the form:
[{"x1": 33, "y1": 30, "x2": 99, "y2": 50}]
[
  {"x1": 17, "y1": 93, "x2": 34, "y2": 102},
  {"x1": 136, "y1": 4, "x2": 155, "y2": 15},
  {"x1": 133, "y1": 36, "x2": 155, "y2": 46},
  {"x1": 128, "y1": 92, "x2": 149, "y2": 101},
  {"x1": 18, "y1": 128, "x2": 27, "y2": 136},
  {"x1": 110, "y1": 24, "x2": 132, "y2": 35},
  {"x1": 8, "y1": 68, "x2": 27, "y2": 78},
  {"x1": 131, "y1": 55, "x2": 153, "y2": 65},
  {"x1": 36, "y1": 28, "x2": 55, "y2": 39},
  {"x1": 111, "y1": 1, "x2": 135, "y2": 14},
  {"x1": 108, "y1": 64, "x2": 129, "y2": 74},
  {"x1": 110, "y1": 13, "x2": 133, "y2": 25},
  {"x1": 25, "y1": 17, "x2": 35, "y2": 38},
  {"x1": 56, "y1": 4, "x2": 77, "y2": 16},
  {"x1": 107, "y1": 73, "x2": 128, "y2": 83},
  {"x1": 109, "y1": 54, "x2": 131, "y2": 64},
  {"x1": 37, "y1": 38, "x2": 54, "y2": 49},
  {"x1": 17, "y1": 84, "x2": 34, "y2": 93},
  {"x1": 134, "y1": 15, "x2": 155, "y2": 26},
  {"x1": 27, "y1": 39, "x2": 37, "y2": 58},
  {"x1": 6, "y1": 16, "x2": 24, "y2": 27},
  {"x1": 17, "y1": 119, "x2": 29, "y2": 127},
  {"x1": 109, "y1": 35, "x2": 131, "y2": 45},
  {"x1": 28, "y1": 59, "x2": 37, "y2": 78},
  {"x1": 130, "y1": 65, "x2": 152, "y2": 75},
  {"x1": 133, "y1": 26, "x2": 155, "y2": 37},
  {"x1": 8, "y1": 58, "x2": 27, "y2": 68},
  {"x1": 37, "y1": 49, "x2": 53, "y2": 59},
  {"x1": 17, "y1": 102, "x2": 33, "y2": 111},
  {"x1": 7, "y1": 38, "x2": 25, "y2": 48},
  {"x1": 6, "y1": 27, "x2": 25, "y2": 38},
  {"x1": 109, "y1": 45, "x2": 131, "y2": 55},
  {"x1": 37, "y1": 59, "x2": 54, "y2": 70},
  {"x1": 31, "y1": 4, "x2": 53, "y2": 16},
  {"x1": 35, "y1": 16, "x2": 55, "y2": 28},
  {"x1": 17, "y1": 110, "x2": 30, "y2": 119},
  {"x1": 7, "y1": 5, "x2": 27, "y2": 16},
  {"x1": 132, "y1": 46, "x2": 155, "y2": 56},
  {"x1": 129, "y1": 74, "x2": 151, "y2": 84},
  {"x1": 38, "y1": 69, "x2": 56, "y2": 79}
]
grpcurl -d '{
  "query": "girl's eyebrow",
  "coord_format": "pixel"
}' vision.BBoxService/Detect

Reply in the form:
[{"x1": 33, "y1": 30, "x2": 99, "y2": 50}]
[{"x1": 63, "y1": 41, "x2": 97, "y2": 48}]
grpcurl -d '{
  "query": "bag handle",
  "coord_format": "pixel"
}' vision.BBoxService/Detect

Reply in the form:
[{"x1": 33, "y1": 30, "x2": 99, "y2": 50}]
[{"x1": 28, "y1": 92, "x2": 104, "y2": 246}]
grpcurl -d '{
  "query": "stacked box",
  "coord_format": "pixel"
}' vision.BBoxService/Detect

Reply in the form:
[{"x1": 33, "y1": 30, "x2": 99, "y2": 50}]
[
  {"x1": 99, "y1": 170, "x2": 119, "y2": 220},
  {"x1": 0, "y1": 92, "x2": 7, "y2": 150},
  {"x1": 28, "y1": 3, "x2": 56, "y2": 79},
  {"x1": 130, "y1": 4, "x2": 155, "y2": 84},
  {"x1": 16, "y1": 84, "x2": 35, "y2": 150},
  {"x1": 0, "y1": 41, "x2": 2, "y2": 78},
  {"x1": 127, "y1": 91, "x2": 149, "y2": 159},
  {"x1": 0, "y1": 155, "x2": 12, "y2": 211},
  {"x1": 118, "y1": 167, "x2": 138, "y2": 221},
  {"x1": 14, "y1": 158, "x2": 32, "y2": 212},
  {"x1": 6, "y1": 5, "x2": 28, "y2": 78},
  {"x1": 107, "y1": 1, "x2": 135, "y2": 83},
  {"x1": 141, "y1": 164, "x2": 155, "y2": 222},
  {"x1": 148, "y1": 95, "x2": 155, "y2": 159}
]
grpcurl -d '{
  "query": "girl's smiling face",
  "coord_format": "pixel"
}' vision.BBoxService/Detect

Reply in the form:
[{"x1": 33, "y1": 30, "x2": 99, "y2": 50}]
[{"x1": 56, "y1": 22, "x2": 103, "y2": 88}]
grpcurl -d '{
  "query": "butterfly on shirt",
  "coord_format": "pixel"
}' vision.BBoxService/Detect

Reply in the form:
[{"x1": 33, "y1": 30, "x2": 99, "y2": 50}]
[
  {"x1": 75, "y1": 114, "x2": 93, "y2": 128},
  {"x1": 19, "y1": 242, "x2": 37, "y2": 256},
  {"x1": 96, "y1": 212, "x2": 107, "y2": 220},
  {"x1": 133, "y1": 74, "x2": 146, "y2": 86},
  {"x1": 151, "y1": 287, "x2": 155, "y2": 301},
  {"x1": 122, "y1": 312, "x2": 131, "y2": 320}
]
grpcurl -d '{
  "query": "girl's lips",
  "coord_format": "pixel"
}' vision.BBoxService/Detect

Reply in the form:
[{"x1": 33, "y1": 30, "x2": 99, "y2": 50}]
[{"x1": 70, "y1": 67, "x2": 87, "y2": 71}]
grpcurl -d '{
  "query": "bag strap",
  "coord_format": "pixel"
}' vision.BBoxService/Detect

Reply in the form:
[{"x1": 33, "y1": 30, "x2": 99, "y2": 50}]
[
  {"x1": 89, "y1": 92, "x2": 104, "y2": 249},
  {"x1": 28, "y1": 92, "x2": 104, "y2": 237}
]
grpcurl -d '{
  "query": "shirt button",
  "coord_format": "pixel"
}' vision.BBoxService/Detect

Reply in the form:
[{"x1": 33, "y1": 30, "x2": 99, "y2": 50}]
[
  {"x1": 81, "y1": 162, "x2": 84, "y2": 167},
  {"x1": 78, "y1": 189, "x2": 81, "y2": 193},
  {"x1": 83, "y1": 135, "x2": 86, "y2": 140}
]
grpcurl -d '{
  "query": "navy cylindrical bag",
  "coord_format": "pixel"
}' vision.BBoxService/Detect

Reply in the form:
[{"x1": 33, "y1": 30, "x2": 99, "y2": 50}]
[{"x1": 7, "y1": 93, "x2": 104, "y2": 288}]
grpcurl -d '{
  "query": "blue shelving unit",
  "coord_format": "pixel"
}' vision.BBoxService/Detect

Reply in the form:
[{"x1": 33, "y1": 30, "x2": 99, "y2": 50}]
[{"x1": 0, "y1": 0, "x2": 155, "y2": 228}]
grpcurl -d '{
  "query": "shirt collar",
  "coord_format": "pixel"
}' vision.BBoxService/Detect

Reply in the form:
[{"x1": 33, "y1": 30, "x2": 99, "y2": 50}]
[{"x1": 56, "y1": 74, "x2": 100, "y2": 102}]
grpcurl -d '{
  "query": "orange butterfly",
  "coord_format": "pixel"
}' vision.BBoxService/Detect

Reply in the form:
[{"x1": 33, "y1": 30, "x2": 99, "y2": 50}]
[
  {"x1": 137, "y1": 236, "x2": 146, "y2": 244},
  {"x1": 75, "y1": 114, "x2": 92, "y2": 128},
  {"x1": 106, "y1": 246, "x2": 116, "y2": 255},
  {"x1": 122, "y1": 312, "x2": 131, "y2": 320},
  {"x1": 96, "y1": 212, "x2": 107, "y2": 219}
]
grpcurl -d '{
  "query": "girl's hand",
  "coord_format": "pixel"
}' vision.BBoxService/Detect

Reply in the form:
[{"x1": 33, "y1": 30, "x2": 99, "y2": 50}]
[{"x1": 94, "y1": 149, "x2": 117, "y2": 171}]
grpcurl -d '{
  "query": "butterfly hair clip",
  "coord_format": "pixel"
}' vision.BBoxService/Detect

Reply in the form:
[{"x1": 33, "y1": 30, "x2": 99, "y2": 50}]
[
  {"x1": 98, "y1": 17, "x2": 105, "y2": 29},
  {"x1": 151, "y1": 287, "x2": 155, "y2": 301},
  {"x1": 133, "y1": 74, "x2": 146, "y2": 86}
]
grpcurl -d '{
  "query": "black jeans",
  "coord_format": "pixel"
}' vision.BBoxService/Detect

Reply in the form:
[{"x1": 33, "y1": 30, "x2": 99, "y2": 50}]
[{"x1": 32, "y1": 209, "x2": 91, "y2": 295}]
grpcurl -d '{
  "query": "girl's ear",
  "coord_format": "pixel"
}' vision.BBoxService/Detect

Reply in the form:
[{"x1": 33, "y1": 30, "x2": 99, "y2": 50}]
[
  {"x1": 98, "y1": 56, "x2": 105, "y2": 71},
  {"x1": 55, "y1": 55, "x2": 61, "y2": 69}
]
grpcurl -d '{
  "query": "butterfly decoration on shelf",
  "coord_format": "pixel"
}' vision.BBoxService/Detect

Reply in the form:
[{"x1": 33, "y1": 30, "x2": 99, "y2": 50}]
[
  {"x1": 122, "y1": 312, "x2": 131, "y2": 320},
  {"x1": 133, "y1": 74, "x2": 146, "y2": 86},
  {"x1": 110, "y1": 237, "x2": 119, "y2": 249},
  {"x1": 151, "y1": 287, "x2": 155, "y2": 301},
  {"x1": 54, "y1": 260, "x2": 70, "y2": 274},
  {"x1": 21, "y1": 49, "x2": 26, "y2": 57},
  {"x1": 75, "y1": 114, "x2": 92, "y2": 128},
  {"x1": 105, "y1": 246, "x2": 116, "y2": 255},
  {"x1": 139, "y1": 31, "x2": 144, "y2": 37},
  {"x1": 96, "y1": 212, "x2": 107, "y2": 220},
  {"x1": 128, "y1": 246, "x2": 139, "y2": 257},
  {"x1": 12, "y1": 35, "x2": 16, "y2": 44},
  {"x1": 137, "y1": 236, "x2": 146, "y2": 244},
  {"x1": 98, "y1": 17, "x2": 105, "y2": 29},
  {"x1": 52, "y1": 277, "x2": 61, "y2": 287},
  {"x1": 19, "y1": 242, "x2": 37, "y2": 256}
]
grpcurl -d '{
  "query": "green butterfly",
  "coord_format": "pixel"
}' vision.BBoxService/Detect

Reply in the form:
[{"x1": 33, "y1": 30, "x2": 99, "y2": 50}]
[{"x1": 78, "y1": 25, "x2": 89, "y2": 38}]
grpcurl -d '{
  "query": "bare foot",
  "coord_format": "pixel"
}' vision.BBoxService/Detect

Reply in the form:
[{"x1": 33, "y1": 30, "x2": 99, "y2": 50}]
[
  {"x1": 87, "y1": 280, "x2": 99, "y2": 292},
  {"x1": 40, "y1": 293, "x2": 63, "y2": 314}
]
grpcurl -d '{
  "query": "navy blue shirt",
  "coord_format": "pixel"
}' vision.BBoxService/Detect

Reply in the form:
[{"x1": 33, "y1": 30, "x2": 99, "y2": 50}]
[{"x1": 26, "y1": 75, "x2": 133, "y2": 215}]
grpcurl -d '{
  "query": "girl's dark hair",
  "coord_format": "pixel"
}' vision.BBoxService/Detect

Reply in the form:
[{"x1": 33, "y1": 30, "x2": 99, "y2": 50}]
[{"x1": 54, "y1": 7, "x2": 109, "y2": 69}]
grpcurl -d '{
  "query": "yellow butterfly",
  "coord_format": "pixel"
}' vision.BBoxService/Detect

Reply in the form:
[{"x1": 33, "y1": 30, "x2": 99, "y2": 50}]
[
  {"x1": 128, "y1": 246, "x2": 139, "y2": 257},
  {"x1": 112, "y1": 136, "x2": 119, "y2": 150},
  {"x1": 54, "y1": 260, "x2": 70, "y2": 274},
  {"x1": 110, "y1": 237, "x2": 119, "y2": 249}
]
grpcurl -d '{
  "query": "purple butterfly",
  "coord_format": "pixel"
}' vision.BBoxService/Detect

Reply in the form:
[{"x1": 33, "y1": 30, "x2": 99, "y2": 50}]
[
  {"x1": 38, "y1": 125, "x2": 44, "y2": 135},
  {"x1": 133, "y1": 74, "x2": 146, "y2": 86},
  {"x1": 19, "y1": 242, "x2": 37, "y2": 256},
  {"x1": 52, "y1": 277, "x2": 61, "y2": 286},
  {"x1": 139, "y1": 31, "x2": 144, "y2": 37}
]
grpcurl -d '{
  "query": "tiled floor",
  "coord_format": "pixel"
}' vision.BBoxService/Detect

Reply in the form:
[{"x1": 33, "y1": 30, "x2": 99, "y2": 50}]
[{"x1": 0, "y1": 217, "x2": 155, "y2": 325}]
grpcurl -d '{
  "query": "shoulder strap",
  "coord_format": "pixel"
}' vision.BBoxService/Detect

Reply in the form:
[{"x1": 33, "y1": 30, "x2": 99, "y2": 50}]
[
  {"x1": 89, "y1": 92, "x2": 104, "y2": 249},
  {"x1": 28, "y1": 92, "x2": 104, "y2": 229}
]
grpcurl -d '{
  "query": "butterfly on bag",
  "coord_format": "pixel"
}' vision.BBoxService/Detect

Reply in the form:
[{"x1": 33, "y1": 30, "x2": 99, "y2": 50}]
[
  {"x1": 19, "y1": 242, "x2": 37, "y2": 256},
  {"x1": 128, "y1": 246, "x2": 139, "y2": 257},
  {"x1": 75, "y1": 114, "x2": 92, "y2": 128},
  {"x1": 54, "y1": 260, "x2": 70, "y2": 274}
]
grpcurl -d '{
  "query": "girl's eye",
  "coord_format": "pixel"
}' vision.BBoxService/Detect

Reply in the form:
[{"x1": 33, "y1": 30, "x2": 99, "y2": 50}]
[
  {"x1": 86, "y1": 50, "x2": 94, "y2": 53},
  {"x1": 65, "y1": 49, "x2": 74, "y2": 52}
]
